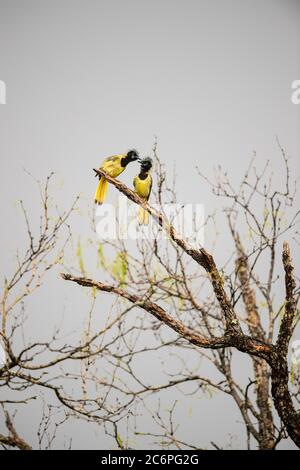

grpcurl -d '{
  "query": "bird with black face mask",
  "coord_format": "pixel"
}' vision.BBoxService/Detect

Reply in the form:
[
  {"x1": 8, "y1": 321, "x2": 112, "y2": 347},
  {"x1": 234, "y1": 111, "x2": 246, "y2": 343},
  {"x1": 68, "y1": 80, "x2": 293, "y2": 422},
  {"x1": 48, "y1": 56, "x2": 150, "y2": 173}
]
[
  {"x1": 94, "y1": 150, "x2": 139, "y2": 204},
  {"x1": 133, "y1": 157, "x2": 153, "y2": 225}
]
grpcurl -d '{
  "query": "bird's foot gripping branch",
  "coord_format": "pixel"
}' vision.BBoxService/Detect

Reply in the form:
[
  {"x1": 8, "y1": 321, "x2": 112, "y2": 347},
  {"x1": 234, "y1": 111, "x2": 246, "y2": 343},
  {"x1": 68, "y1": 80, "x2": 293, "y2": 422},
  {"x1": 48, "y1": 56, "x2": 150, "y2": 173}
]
[{"x1": 61, "y1": 168, "x2": 300, "y2": 449}]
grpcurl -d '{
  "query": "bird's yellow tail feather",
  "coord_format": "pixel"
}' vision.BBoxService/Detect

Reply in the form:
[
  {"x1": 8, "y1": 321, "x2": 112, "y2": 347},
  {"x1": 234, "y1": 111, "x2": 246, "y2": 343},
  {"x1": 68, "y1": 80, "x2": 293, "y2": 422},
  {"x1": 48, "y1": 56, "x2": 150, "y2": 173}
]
[
  {"x1": 138, "y1": 207, "x2": 149, "y2": 225},
  {"x1": 94, "y1": 177, "x2": 108, "y2": 204}
]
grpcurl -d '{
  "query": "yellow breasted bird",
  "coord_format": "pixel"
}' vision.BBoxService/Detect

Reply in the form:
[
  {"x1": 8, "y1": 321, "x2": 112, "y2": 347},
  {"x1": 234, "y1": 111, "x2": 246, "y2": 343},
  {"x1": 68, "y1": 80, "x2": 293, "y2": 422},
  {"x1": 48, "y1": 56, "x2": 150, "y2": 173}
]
[
  {"x1": 133, "y1": 157, "x2": 153, "y2": 225},
  {"x1": 94, "y1": 149, "x2": 139, "y2": 204}
]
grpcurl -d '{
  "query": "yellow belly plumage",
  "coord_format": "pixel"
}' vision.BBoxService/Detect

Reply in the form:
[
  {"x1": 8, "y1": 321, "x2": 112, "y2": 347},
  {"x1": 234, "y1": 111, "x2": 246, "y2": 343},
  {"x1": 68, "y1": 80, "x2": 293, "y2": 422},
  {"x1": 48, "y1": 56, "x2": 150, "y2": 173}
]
[
  {"x1": 95, "y1": 155, "x2": 125, "y2": 204},
  {"x1": 133, "y1": 175, "x2": 152, "y2": 198},
  {"x1": 133, "y1": 174, "x2": 152, "y2": 225}
]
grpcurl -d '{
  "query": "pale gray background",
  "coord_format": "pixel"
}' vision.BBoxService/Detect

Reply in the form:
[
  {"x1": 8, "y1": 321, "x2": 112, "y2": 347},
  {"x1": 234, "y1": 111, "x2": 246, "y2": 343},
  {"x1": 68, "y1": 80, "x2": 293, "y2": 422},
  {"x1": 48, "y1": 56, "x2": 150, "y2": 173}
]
[{"x1": 0, "y1": 0, "x2": 299, "y2": 449}]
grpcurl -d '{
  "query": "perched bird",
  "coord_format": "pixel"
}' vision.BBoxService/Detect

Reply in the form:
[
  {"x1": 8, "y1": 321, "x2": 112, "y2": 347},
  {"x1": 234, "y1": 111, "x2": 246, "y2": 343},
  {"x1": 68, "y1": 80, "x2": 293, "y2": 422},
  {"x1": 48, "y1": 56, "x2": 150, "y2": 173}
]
[
  {"x1": 133, "y1": 157, "x2": 153, "y2": 225},
  {"x1": 94, "y1": 150, "x2": 139, "y2": 204}
]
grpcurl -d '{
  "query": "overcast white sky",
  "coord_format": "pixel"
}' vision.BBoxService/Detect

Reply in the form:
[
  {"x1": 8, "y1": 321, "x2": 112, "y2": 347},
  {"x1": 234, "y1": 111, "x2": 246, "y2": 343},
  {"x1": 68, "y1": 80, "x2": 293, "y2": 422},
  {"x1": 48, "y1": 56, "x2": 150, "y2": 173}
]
[{"x1": 0, "y1": 0, "x2": 299, "y2": 449}]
